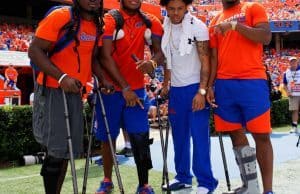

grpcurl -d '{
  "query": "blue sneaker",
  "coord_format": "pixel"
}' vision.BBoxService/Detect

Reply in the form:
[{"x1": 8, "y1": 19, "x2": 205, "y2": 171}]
[
  {"x1": 162, "y1": 179, "x2": 192, "y2": 191},
  {"x1": 136, "y1": 184, "x2": 155, "y2": 194},
  {"x1": 264, "y1": 192, "x2": 274, "y2": 194},
  {"x1": 95, "y1": 180, "x2": 114, "y2": 194}
]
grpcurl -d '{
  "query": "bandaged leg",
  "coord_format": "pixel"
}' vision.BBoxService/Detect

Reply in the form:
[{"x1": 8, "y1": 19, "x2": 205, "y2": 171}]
[
  {"x1": 40, "y1": 155, "x2": 68, "y2": 194},
  {"x1": 223, "y1": 146, "x2": 260, "y2": 194},
  {"x1": 128, "y1": 132, "x2": 153, "y2": 186}
]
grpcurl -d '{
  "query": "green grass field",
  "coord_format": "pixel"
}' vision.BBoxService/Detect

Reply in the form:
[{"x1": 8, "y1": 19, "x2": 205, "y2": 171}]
[
  {"x1": 0, "y1": 158, "x2": 176, "y2": 194},
  {"x1": 0, "y1": 125, "x2": 291, "y2": 194}
]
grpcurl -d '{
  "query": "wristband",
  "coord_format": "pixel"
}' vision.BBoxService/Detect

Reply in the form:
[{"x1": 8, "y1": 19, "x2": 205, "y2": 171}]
[
  {"x1": 122, "y1": 85, "x2": 131, "y2": 92},
  {"x1": 58, "y1": 73, "x2": 67, "y2": 85}
]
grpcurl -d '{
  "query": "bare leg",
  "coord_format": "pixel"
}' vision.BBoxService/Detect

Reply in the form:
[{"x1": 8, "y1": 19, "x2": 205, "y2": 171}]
[
  {"x1": 102, "y1": 141, "x2": 116, "y2": 180},
  {"x1": 229, "y1": 129, "x2": 249, "y2": 147},
  {"x1": 252, "y1": 133, "x2": 273, "y2": 193},
  {"x1": 292, "y1": 110, "x2": 299, "y2": 124}
]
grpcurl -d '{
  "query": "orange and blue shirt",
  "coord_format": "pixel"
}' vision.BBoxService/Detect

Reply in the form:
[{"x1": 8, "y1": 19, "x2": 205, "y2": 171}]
[
  {"x1": 35, "y1": 7, "x2": 100, "y2": 88},
  {"x1": 209, "y1": 2, "x2": 269, "y2": 80},
  {"x1": 102, "y1": 9, "x2": 163, "y2": 91}
]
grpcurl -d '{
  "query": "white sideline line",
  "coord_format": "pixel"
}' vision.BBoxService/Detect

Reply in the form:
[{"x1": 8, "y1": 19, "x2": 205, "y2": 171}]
[{"x1": 0, "y1": 174, "x2": 39, "y2": 182}]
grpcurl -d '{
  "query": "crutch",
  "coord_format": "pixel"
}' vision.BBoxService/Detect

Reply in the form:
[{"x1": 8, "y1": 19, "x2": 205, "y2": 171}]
[
  {"x1": 156, "y1": 94, "x2": 170, "y2": 193},
  {"x1": 62, "y1": 90, "x2": 79, "y2": 194},
  {"x1": 218, "y1": 132, "x2": 231, "y2": 191},
  {"x1": 82, "y1": 89, "x2": 97, "y2": 194},
  {"x1": 296, "y1": 135, "x2": 300, "y2": 147},
  {"x1": 94, "y1": 77, "x2": 125, "y2": 194}
]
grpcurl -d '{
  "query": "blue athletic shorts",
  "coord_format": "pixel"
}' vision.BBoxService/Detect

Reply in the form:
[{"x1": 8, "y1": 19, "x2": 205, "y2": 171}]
[
  {"x1": 95, "y1": 88, "x2": 150, "y2": 141},
  {"x1": 214, "y1": 79, "x2": 271, "y2": 133}
]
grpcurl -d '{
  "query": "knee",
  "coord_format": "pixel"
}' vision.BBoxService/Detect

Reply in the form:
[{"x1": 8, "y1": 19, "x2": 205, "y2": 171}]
[
  {"x1": 252, "y1": 133, "x2": 271, "y2": 145},
  {"x1": 230, "y1": 130, "x2": 249, "y2": 146},
  {"x1": 129, "y1": 132, "x2": 153, "y2": 169},
  {"x1": 41, "y1": 156, "x2": 67, "y2": 177}
]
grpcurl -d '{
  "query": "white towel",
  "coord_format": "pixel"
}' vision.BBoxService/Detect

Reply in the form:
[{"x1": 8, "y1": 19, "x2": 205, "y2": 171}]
[{"x1": 161, "y1": 12, "x2": 195, "y2": 69}]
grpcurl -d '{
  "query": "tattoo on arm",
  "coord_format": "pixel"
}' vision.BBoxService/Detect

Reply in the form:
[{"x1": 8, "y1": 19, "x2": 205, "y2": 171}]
[
  {"x1": 196, "y1": 40, "x2": 210, "y2": 87},
  {"x1": 196, "y1": 40, "x2": 209, "y2": 57}
]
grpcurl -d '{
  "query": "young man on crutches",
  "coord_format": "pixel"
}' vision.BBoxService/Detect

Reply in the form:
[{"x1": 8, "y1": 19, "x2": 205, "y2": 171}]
[
  {"x1": 28, "y1": 0, "x2": 104, "y2": 193},
  {"x1": 93, "y1": 0, "x2": 164, "y2": 193},
  {"x1": 207, "y1": 0, "x2": 274, "y2": 193}
]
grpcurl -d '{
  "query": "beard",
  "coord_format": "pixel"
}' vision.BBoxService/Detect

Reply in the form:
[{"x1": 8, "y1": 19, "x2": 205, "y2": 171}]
[
  {"x1": 79, "y1": 6, "x2": 99, "y2": 16},
  {"x1": 223, "y1": 0, "x2": 238, "y2": 5},
  {"x1": 121, "y1": 0, "x2": 142, "y2": 13}
]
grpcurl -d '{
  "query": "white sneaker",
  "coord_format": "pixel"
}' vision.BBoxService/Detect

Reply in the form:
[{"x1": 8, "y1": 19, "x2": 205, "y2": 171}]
[
  {"x1": 196, "y1": 186, "x2": 210, "y2": 194},
  {"x1": 162, "y1": 179, "x2": 192, "y2": 191}
]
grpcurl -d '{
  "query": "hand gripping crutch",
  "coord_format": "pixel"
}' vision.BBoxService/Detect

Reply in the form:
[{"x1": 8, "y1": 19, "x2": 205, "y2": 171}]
[
  {"x1": 82, "y1": 90, "x2": 97, "y2": 194},
  {"x1": 156, "y1": 95, "x2": 170, "y2": 193},
  {"x1": 62, "y1": 90, "x2": 79, "y2": 194},
  {"x1": 94, "y1": 77, "x2": 125, "y2": 194},
  {"x1": 218, "y1": 132, "x2": 231, "y2": 191}
]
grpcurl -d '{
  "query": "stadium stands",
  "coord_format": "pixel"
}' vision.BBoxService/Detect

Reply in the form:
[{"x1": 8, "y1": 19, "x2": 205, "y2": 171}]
[
  {"x1": 0, "y1": 0, "x2": 299, "y2": 105},
  {"x1": 0, "y1": 23, "x2": 34, "y2": 52}
]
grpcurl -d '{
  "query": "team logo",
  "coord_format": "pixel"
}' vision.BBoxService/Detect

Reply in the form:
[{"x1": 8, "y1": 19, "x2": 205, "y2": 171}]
[
  {"x1": 135, "y1": 21, "x2": 143, "y2": 28},
  {"x1": 80, "y1": 32, "x2": 96, "y2": 41}
]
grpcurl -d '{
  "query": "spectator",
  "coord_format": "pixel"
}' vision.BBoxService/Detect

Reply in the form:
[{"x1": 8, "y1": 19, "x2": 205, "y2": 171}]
[
  {"x1": 4, "y1": 63, "x2": 18, "y2": 90},
  {"x1": 283, "y1": 56, "x2": 300, "y2": 133},
  {"x1": 94, "y1": 0, "x2": 164, "y2": 193},
  {"x1": 28, "y1": 1, "x2": 105, "y2": 193}
]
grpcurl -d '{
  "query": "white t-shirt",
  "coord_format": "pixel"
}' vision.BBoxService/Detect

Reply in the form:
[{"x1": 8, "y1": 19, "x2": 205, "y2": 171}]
[
  {"x1": 168, "y1": 18, "x2": 209, "y2": 87},
  {"x1": 283, "y1": 67, "x2": 300, "y2": 96}
]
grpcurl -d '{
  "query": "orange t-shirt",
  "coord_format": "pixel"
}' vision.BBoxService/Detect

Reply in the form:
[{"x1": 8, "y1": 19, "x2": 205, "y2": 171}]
[
  {"x1": 209, "y1": 2, "x2": 268, "y2": 79},
  {"x1": 102, "y1": 9, "x2": 163, "y2": 91},
  {"x1": 35, "y1": 7, "x2": 100, "y2": 88},
  {"x1": 5, "y1": 67, "x2": 18, "y2": 81}
]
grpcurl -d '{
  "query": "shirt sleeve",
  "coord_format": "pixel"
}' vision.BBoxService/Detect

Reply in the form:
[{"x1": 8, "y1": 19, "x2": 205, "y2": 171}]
[
  {"x1": 35, "y1": 7, "x2": 71, "y2": 42},
  {"x1": 102, "y1": 14, "x2": 116, "y2": 40},
  {"x1": 208, "y1": 17, "x2": 218, "y2": 48},
  {"x1": 193, "y1": 18, "x2": 209, "y2": 41},
  {"x1": 149, "y1": 14, "x2": 163, "y2": 39},
  {"x1": 250, "y1": 3, "x2": 269, "y2": 26}
]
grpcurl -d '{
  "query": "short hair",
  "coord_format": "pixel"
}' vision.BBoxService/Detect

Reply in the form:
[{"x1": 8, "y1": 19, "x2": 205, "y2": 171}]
[{"x1": 160, "y1": 0, "x2": 193, "y2": 6}]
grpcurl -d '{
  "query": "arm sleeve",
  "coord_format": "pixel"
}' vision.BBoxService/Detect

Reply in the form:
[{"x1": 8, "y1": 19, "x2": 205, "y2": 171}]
[{"x1": 193, "y1": 18, "x2": 209, "y2": 41}]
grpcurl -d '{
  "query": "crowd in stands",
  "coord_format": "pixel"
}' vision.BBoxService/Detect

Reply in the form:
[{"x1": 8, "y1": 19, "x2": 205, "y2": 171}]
[
  {"x1": 145, "y1": 0, "x2": 300, "y2": 21},
  {"x1": 0, "y1": 23, "x2": 34, "y2": 52},
  {"x1": 0, "y1": 1, "x2": 298, "y2": 52},
  {"x1": 264, "y1": 48, "x2": 300, "y2": 87},
  {"x1": 0, "y1": 1, "x2": 299, "y2": 101}
]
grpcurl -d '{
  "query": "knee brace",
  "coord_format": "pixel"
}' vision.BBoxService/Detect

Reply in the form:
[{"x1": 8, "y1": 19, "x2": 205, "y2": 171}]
[
  {"x1": 128, "y1": 132, "x2": 153, "y2": 185},
  {"x1": 41, "y1": 156, "x2": 68, "y2": 194}
]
